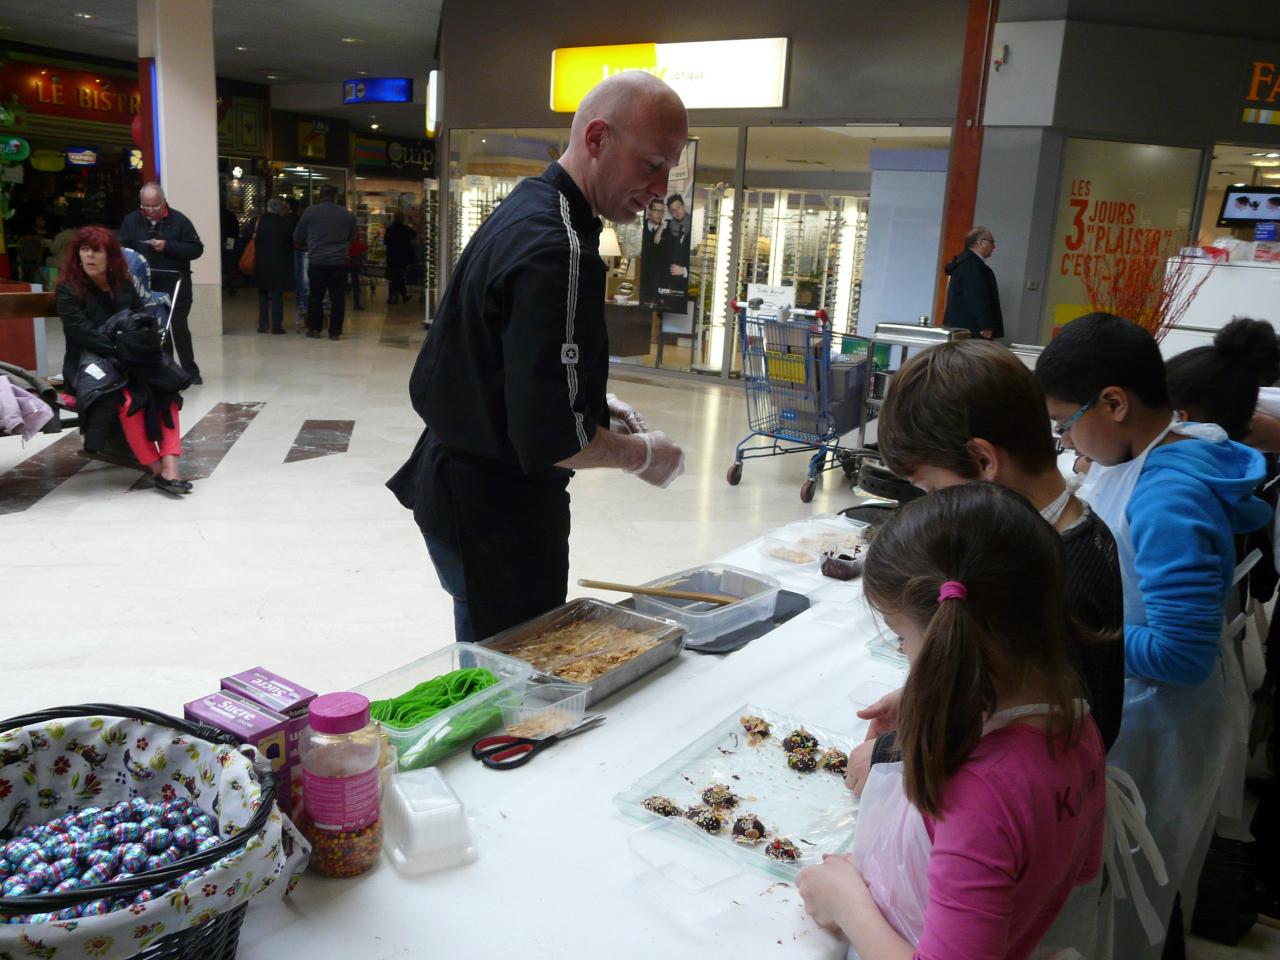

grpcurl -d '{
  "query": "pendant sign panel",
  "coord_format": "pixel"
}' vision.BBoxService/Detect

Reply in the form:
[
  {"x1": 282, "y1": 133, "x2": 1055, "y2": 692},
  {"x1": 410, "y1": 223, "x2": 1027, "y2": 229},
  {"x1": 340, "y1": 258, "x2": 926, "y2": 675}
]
[
  {"x1": 343, "y1": 77, "x2": 413, "y2": 105},
  {"x1": 550, "y1": 38, "x2": 789, "y2": 112}
]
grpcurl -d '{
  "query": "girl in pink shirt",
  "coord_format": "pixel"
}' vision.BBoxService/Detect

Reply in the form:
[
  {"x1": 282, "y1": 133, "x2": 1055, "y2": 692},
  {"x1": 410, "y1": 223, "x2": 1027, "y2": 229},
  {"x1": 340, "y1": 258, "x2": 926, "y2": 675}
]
[{"x1": 798, "y1": 484, "x2": 1107, "y2": 960}]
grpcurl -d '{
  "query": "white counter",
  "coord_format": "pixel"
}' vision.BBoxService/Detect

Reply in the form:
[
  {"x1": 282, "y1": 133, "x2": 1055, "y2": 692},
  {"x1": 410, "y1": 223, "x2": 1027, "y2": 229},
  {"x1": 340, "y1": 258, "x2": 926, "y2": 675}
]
[
  {"x1": 1162, "y1": 257, "x2": 1280, "y2": 358},
  {"x1": 239, "y1": 536, "x2": 903, "y2": 959}
]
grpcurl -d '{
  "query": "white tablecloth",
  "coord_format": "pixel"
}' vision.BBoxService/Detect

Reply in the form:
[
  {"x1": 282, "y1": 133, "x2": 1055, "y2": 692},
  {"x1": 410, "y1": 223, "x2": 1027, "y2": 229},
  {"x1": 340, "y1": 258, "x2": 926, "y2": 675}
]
[{"x1": 239, "y1": 535, "x2": 905, "y2": 959}]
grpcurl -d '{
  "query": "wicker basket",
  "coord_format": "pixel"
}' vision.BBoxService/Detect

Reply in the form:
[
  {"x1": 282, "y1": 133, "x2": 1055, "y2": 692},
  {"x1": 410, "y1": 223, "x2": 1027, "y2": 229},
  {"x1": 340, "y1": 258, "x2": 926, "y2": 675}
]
[{"x1": 0, "y1": 704, "x2": 283, "y2": 960}]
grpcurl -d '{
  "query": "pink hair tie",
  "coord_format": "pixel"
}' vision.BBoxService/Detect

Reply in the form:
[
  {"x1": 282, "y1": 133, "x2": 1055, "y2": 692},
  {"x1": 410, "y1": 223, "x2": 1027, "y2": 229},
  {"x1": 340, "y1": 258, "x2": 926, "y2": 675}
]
[{"x1": 938, "y1": 581, "x2": 968, "y2": 603}]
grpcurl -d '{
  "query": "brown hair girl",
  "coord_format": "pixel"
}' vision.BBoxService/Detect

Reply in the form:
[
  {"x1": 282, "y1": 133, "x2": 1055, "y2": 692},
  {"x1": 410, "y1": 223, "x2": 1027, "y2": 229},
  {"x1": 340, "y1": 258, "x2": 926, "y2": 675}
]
[{"x1": 862, "y1": 483, "x2": 1086, "y2": 817}]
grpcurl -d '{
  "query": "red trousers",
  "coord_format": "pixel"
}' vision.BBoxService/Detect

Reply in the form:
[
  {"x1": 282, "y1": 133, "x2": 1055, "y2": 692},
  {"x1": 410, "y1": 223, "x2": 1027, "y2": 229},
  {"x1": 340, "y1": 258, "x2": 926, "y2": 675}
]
[{"x1": 117, "y1": 388, "x2": 181, "y2": 466}]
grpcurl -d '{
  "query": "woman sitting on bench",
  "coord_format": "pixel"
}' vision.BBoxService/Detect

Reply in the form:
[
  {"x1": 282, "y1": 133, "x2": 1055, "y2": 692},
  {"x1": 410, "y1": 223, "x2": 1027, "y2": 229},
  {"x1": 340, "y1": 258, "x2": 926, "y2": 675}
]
[{"x1": 56, "y1": 226, "x2": 192, "y2": 495}]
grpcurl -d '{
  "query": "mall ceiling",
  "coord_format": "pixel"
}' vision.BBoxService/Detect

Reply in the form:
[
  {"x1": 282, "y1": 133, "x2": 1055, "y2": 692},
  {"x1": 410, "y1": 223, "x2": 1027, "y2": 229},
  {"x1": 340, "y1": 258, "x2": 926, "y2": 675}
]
[{"x1": 0, "y1": 0, "x2": 441, "y2": 134}]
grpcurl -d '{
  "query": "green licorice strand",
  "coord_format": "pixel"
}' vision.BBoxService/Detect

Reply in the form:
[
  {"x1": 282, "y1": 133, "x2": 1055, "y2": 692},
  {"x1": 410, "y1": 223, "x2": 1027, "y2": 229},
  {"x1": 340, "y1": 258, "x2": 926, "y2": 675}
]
[{"x1": 369, "y1": 668, "x2": 500, "y2": 729}]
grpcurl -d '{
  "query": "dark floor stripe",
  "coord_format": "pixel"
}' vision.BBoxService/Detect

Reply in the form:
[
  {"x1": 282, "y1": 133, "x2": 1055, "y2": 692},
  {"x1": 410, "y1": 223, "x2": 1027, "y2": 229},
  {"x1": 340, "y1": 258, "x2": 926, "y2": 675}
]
[
  {"x1": 285, "y1": 419, "x2": 354, "y2": 463},
  {"x1": 130, "y1": 401, "x2": 266, "y2": 490},
  {"x1": 0, "y1": 432, "x2": 91, "y2": 516}
]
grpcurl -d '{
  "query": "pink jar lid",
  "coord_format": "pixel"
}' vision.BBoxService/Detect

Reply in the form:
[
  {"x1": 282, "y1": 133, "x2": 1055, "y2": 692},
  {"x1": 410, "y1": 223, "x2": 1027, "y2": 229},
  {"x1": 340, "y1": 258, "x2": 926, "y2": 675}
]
[{"x1": 308, "y1": 692, "x2": 371, "y2": 735}]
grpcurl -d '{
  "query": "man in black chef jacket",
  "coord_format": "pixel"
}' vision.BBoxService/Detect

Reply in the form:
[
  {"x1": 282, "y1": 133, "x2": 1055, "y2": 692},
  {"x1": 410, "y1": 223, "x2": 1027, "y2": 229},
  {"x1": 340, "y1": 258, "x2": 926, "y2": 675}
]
[{"x1": 388, "y1": 71, "x2": 689, "y2": 644}]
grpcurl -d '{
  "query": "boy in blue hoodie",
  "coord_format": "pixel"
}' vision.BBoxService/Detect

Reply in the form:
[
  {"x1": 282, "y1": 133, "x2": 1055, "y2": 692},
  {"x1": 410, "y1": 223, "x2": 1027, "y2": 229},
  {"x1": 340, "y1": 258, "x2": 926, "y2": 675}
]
[{"x1": 1037, "y1": 313, "x2": 1270, "y2": 959}]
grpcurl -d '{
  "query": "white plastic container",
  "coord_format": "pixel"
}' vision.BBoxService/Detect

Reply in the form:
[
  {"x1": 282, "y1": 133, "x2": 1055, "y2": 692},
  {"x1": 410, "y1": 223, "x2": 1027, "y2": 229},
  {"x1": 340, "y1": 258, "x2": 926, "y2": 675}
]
[
  {"x1": 633, "y1": 563, "x2": 781, "y2": 645},
  {"x1": 498, "y1": 680, "x2": 589, "y2": 738},
  {"x1": 381, "y1": 767, "x2": 477, "y2": 875}
]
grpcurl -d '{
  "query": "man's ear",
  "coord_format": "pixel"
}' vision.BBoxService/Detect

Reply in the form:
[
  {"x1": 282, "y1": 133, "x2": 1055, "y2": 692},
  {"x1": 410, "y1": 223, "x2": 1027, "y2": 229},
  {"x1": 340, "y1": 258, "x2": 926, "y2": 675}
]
[
  {"x1": 583, "y1": 119, "x2": 610, "y2": 159},
  {"x1": 966, "y1": 438, "x2": 1002, "y2": 482},
  {"x1": 1099, "y1": 385, "x2": 1130, "y2": 423}
]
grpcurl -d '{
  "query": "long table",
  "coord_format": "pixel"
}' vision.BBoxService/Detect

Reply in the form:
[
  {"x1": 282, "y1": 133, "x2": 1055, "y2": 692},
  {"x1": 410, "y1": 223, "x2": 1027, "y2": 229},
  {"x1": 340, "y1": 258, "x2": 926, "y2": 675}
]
[{"x1": 239, "y1": 532, "x2": 906, "y2": 958}]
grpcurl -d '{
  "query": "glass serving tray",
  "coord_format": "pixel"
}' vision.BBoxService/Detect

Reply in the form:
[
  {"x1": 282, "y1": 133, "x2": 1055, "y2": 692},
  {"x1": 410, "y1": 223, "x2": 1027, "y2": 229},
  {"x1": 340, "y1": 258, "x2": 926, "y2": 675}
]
[{"x1": 614, "y1": 704, "x2": 859, "y2": 879}]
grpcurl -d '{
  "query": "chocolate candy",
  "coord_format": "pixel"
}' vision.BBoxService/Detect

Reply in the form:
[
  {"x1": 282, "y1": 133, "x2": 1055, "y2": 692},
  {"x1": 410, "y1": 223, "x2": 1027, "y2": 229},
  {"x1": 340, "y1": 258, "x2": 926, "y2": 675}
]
[
  {"x1": 18, "y1": 851, "x2": 46, "y2": 873},
  {"x1": 108, "y1": 800, "x2": 132, "y2": 823},
  {"x1": 111, "y1": 822, "x2": 143, "y2": 844},
  {"x1": 196, "y1": 836, "x2": 221, "y2": 853},
  {"x1": 79, "y1": 863, "x2": 114, "y2": 886},
  {"x1": 128, "y1": 797, "x2": 152, "y2": 819},
  {"x1": 26, "y1": 864, "x2": 54, "y2": 892},
  {"x1": 190, "y1": 814, "x2": 215, "y2": 833},
  {"x1": 25, "y1": 912, "x2": 58, "y2": 924},
  {"x1": 2, "y1": 876, "x2": 30, "y2": 897},
  {"x1": 176, "y1": 869, "x2": 205, "y2": 886},
  {"x1": 73, "y1": 806, "x2": 103, "y2": 828},
  {"x1": 84, "y1": 825, "x2": 112, "y2": 848},
  {"x1": 132, "y1": 888, "x2": 154, "y2": 904},
  {"x1": 120, "y1": 843, "x2": 147, "y2": 873},
  {"x1": 47, "y1": 858, "x2": 78, "y2": 883},
  {"x1": 139, "y1": 815, "x2": 162, "y2": 832},
  {"x1": 54, "y1": 877, "x2": 82, "y2": 893},
  {"x1": 171, "y1": 826, "x2": 196, "y2": 850},
  {"x1": 52, "y1": 841, "x2": 90, "y2": 862},
  {"x1": 193, "y1": 826, "x2": 214, "y2": 843},
  {"x1": 143, "y1": 828, "x2": 172, "y2": 852},
  {"x1": 81, "y1": 899, "x2": 110, "y2": 916},
  {"x1": 85, "y1": 848, "x2": 118, "y2": 870}
]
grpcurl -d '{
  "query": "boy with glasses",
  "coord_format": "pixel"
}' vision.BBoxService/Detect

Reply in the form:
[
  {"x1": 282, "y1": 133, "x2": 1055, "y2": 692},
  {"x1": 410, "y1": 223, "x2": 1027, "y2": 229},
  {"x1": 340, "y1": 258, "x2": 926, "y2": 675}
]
[{"x1": 1036, "y1": 311, "x2": 1270, "y2": 958}]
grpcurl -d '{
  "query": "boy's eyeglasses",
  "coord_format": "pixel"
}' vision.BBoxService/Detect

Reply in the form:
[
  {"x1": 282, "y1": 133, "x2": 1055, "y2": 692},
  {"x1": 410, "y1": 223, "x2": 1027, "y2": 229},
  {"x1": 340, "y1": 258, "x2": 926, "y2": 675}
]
[{"x1": 1052, "y1": 395, "x2": 1099, "y2": 440}]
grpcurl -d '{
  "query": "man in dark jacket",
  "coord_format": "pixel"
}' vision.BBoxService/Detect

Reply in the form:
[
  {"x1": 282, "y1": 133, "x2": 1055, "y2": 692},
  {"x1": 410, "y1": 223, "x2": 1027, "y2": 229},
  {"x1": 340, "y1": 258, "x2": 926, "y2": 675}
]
[
  {"x1": 119, "y1": 182, "x2": 206, "y2": 382},
  {"x1": 383, "y1": 212, "x2": 417, "y2": 305},
  {"x1": 294, "y1": 185, "x2": 355, "y2": 339},
  {"x1": 245, "y1": 198, "x2": 295, "y2": 334},
  {"x1": 942, "y1": 226, "x2": 1003, "y2": 340}
]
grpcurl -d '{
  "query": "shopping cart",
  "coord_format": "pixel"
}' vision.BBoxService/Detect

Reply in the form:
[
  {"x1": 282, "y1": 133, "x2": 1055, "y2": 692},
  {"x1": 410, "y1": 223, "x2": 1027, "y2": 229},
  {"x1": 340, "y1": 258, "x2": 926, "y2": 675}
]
[{"x1": 726, "y1": 299, "x2": 875, "y2": 503}]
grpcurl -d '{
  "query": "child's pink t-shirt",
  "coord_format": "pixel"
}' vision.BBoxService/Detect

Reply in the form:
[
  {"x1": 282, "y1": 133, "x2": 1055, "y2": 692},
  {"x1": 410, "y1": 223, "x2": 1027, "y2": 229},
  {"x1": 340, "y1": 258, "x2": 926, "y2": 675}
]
[{"x1": 914, "y1": 719, "x2": 1106, "y2": 960}]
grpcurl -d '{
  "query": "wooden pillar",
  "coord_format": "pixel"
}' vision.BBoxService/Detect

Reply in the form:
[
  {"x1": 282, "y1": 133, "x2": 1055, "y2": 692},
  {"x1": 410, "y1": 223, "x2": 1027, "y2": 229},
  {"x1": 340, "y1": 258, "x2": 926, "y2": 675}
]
[{"x1": 933, "y1": 0, "x2": 1000, "y2": 325}]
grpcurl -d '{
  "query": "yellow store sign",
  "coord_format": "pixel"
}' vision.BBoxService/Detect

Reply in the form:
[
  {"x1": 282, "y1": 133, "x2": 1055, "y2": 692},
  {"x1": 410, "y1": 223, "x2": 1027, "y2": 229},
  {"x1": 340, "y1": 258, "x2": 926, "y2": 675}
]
[{"x1": 550, "y1": 38, "x2": 789, "y2": 112}]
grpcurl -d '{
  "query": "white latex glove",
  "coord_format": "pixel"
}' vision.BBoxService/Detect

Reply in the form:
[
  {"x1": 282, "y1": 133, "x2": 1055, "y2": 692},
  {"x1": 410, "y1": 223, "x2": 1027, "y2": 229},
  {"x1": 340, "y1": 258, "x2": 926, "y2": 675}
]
[
  {"x1": 606, "y1": 392, "x2": 647, "y2": 434},
  {"x1": 627, "y1": 431, "x2": 685, "y2": 488}
]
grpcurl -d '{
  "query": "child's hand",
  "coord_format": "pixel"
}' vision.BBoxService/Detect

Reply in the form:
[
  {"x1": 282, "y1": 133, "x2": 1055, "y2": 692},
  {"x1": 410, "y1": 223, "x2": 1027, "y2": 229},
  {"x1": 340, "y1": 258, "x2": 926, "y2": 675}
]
[
  {"x1": 797, "y1": 853, "x2": 871, "y2": 933},
  {"x1": 846, "y1": 740, "x2": 875, "y2": 797},
  {"x1": 858, "y1": 687, "x2": 903, "y2": 739}
]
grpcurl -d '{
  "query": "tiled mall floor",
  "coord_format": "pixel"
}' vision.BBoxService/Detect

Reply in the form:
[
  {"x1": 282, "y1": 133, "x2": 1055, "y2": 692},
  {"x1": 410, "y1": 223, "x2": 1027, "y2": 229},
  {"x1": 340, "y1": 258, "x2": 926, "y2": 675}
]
[{"x1": 3, "y1": 290, "x2": 1277, "y2": 957}]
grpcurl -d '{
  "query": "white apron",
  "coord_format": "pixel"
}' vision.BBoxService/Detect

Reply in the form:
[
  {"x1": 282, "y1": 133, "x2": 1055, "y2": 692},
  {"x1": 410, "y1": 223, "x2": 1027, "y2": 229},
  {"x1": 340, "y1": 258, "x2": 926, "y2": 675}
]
[
  {"x1": 1078, "y1": 418, "x2": 1246, "y2": 958},
  {"x1": 848, "y1": 704, "x2": 1140, "y2": 960}
]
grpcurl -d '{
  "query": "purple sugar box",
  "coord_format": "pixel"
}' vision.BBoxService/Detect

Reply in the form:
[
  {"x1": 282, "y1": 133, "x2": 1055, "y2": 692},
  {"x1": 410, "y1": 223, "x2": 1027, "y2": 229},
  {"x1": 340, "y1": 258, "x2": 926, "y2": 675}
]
[
  {"x1": 220, "y1": 667, "x2": 315, "y2": 766},
  {"x1": 183, "y1": 692, "x2": 292, "y2": 815}
]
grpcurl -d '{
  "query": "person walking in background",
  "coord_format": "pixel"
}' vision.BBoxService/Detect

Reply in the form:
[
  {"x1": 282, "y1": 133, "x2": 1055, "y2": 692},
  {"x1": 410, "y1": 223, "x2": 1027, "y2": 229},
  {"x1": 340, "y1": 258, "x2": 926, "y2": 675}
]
[
  {"x1": 349, "y1": 229, "x2": 368, "y2": 311},
  {"x1": 283, "y1": 197, "x2": 308, "y2": 332},
  {"x1": 220, "y1": 202, "x2": 240, "y2": 298},
  {"x1": 119, "y1": 182, "x2": 205, "y2": 383},
  {"x1": 384, "y1": 211, "x2": 416, "y2": 305},
  {"x1": 243, "y1": 198, "x2": 295, "y2": 335},
  {"x1": 293, "y1": 185, "x2": 355, "y2": 340},
  {"x1": 943, "y1": 226, "x2": 1003, "y2": 340}
]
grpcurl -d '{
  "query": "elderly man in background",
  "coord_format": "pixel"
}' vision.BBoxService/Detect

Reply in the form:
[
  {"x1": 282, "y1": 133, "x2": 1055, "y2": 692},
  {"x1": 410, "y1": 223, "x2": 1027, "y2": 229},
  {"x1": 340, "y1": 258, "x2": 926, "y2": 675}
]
[
  {"x1": 942, "y1": 225, "x2": 1004, "y2": 341},
  {"x1": 120, "y1": 182, "x2": 205, "y2": 383},
  {"x1": 293, "y1": 184, "x2": 356, "y2": 341}
]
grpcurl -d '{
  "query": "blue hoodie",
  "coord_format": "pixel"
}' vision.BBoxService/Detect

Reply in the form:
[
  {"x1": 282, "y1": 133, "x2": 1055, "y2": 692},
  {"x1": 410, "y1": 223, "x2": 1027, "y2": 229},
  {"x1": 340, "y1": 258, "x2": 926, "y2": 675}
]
[{"x1": 1125, "y1": 434, "x2": 1270, "y2": 684}]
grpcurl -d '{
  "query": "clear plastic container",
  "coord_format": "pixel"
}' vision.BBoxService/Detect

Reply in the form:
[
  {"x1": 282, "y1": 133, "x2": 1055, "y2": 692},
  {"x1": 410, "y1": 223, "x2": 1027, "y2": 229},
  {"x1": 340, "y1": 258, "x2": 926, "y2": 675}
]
[
  {"x1": 633, "y1": 563, "x2": 781, "y2": 645},
  {"x1": 298, "y1": 692, "x2": 383, "y2": 878},
  {"x1": 498, "y1": 680, "x2": 588, "y2": 738},
  {"x1": 381, "y1": 767, "x2": 477, "y2": 875},
  {"x1": 761, "y1": 515, "x2": 868, "y2": 568},
  {"x1": 354, "y1": 643, "x2": 533, "y2": 771}
]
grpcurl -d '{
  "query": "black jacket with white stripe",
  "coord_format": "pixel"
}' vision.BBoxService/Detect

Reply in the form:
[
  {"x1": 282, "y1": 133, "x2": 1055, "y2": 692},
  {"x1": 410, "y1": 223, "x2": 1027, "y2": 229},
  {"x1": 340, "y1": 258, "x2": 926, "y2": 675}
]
[{"x1": 397, "y1": 162, "x2": 609, "y2": 482}]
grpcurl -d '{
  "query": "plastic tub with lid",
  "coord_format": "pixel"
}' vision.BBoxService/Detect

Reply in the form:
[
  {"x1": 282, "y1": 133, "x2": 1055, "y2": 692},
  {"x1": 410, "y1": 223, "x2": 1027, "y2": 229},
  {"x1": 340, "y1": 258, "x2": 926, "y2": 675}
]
[{"x1": 633, "y1": 563, "x2": 781, "y2": 645}]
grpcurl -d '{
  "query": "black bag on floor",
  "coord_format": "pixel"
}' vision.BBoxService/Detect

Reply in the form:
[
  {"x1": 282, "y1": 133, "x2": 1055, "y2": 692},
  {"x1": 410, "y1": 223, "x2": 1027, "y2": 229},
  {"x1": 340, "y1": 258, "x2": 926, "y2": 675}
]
[{"x1": 1190, "y1": 832, "x2": 1259, "y2": 944}]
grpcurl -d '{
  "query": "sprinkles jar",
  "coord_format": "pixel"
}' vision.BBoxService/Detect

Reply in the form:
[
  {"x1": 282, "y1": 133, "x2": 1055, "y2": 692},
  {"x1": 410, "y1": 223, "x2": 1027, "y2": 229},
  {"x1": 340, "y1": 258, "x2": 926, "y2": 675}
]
[{"x1": 298, "y1": 693, "x2": 383, "y2": 877}]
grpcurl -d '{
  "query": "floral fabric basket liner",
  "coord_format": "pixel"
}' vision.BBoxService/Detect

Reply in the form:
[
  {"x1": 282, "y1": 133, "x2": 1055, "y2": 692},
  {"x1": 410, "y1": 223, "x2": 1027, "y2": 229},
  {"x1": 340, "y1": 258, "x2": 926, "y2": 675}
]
[{"x1": 0, "y1": 713, "x2": 309, "y2": 960}]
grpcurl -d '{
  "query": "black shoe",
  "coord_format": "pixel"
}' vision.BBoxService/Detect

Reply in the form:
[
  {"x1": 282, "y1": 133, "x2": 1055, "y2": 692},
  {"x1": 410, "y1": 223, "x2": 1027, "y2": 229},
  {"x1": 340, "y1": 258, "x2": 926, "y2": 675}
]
[
  {"x1": 272, "y1": 328, "x2": 287, "y2": 335},
  {"x1": 153, "y1": 475, "x2": 193, "y2": 496},
  {"x1": 328, "y1": 333, "x2": 341, "y2": 340},
  {"x1": 306, "y1": 330, "x2": 322, "y2": 339},
  {"x1": 258, "y1": 326, "x2": 268, "y2": 333}
]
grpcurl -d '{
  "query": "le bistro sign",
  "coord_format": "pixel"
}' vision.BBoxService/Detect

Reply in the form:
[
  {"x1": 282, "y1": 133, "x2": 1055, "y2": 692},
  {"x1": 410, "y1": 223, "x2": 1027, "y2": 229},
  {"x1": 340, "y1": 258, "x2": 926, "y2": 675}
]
[{"x1": 0, "y1": 60, "x2": 141, "y2": 126}]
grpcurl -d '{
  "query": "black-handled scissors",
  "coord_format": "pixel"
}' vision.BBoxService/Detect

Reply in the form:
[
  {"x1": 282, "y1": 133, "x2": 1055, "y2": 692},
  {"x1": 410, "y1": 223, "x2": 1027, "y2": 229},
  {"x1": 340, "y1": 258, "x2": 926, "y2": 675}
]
[{"x1": 471, "y1": 714, "x2": 606, "y2": 770}]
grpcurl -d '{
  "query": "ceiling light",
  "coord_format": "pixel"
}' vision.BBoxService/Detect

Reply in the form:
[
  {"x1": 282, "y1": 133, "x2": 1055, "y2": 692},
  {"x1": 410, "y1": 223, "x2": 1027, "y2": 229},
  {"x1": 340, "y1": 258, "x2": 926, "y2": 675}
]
[
  {"x1": 1264, "y1": 172, "x2": 1280, "y2": 180},
  {"x1": 1251, "y1": 160, "x2": 1280, "y2": 167},
  {"x1": 235, "y1": 45, "x2": 252, "y2": 52},
  {"x1": 340, "y1": 37, "x2": 363, "y2": 44},
  {"x1": 1250, "y1": 151, "x2": 1268, "y2": 157},
  {"x1": 1231, "y1": 182, "x2": 1247, "y2": 187},
  {"x1": 1216, "y1": 171, "x2": 1236, "y2": 176},
  {"x1": 480, "y1": 138, "x2": 487, "y2": 143},
  {"x1": 370, "y1": 123, "x2": 380, "y2": 130},
  {"x1": 1268, "y1": 152, "x2": 1280, "y2": 158},
  {"x1": 356, "y1": 70, "x2": 367, "y2": 76},
  {"x1": 74, "y1": 12, "x2": 93, "y2": 19},
  {"x1": 266, "y1": 74, "x2": 280, "y2": 80}
]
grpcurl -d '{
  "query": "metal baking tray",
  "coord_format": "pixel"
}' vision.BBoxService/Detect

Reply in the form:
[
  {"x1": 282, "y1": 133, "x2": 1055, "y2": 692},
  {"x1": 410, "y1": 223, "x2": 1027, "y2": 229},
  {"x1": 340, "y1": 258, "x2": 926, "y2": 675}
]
[{"x1": 479, "y1": 598, "x2": 685, "y2": 706}]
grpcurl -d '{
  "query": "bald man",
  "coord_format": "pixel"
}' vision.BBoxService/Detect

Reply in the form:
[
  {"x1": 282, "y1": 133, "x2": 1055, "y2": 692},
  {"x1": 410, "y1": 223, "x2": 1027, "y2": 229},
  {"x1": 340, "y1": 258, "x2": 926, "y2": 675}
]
[{"x1": 388, "y1": 72, "x2": 689, "y2": 643}]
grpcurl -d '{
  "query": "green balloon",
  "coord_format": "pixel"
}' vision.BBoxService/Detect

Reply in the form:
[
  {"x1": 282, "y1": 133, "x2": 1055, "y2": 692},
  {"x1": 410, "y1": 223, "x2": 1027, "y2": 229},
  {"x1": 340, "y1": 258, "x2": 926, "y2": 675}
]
[{"x1": 0, "y1": 136, "x2": 29, "y2": 163}]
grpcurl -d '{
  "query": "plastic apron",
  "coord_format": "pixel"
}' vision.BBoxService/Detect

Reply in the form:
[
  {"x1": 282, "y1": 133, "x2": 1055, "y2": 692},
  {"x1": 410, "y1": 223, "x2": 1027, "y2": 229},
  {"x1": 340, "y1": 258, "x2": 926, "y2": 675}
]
[
  {"x1": 1078, "y1": 418, "x2": 1244, "y2": 959},
  {"x1": 848, "y1": 704, "x2": 1134, "y2": 960}
]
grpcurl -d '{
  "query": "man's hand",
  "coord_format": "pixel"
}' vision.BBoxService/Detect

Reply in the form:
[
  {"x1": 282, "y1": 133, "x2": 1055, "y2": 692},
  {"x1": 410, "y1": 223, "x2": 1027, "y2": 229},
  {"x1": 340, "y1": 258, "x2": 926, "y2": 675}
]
[
  {"x1": 627, "y1": 431, "x2": 685, "y2": 488},
  {"x1": 980, "y1": 327, "x2": 993, "y2": 339},
  {"x1": 606, "y1": 393, "x2": 647, "y2": 434},
  {"x1": 148, "y1": 238, "x2": 167, "y2": 253},
  {"x1": 669, "y1": 264, "x2": 687, "y2": 277},
  {"x1": 857, "y1": 687, "x2": 903, "y2": 740},
  {"x1": 845, "y1": 739, "x2": 875, "y2": 798}
]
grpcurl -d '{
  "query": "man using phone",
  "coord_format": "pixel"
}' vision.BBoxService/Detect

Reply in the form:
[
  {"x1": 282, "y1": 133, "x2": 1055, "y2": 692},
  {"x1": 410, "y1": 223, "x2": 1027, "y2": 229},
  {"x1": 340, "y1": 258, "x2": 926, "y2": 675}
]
[{"x1": 120, "y1": 182, "x2": 206, "y2": 383}]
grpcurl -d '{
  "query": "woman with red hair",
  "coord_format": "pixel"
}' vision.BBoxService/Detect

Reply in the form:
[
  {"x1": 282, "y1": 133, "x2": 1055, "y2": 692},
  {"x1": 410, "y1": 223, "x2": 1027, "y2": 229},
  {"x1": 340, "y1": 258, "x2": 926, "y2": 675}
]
[{"x1": 56, "y1": 226, "x2": 191, "y2": 494}]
